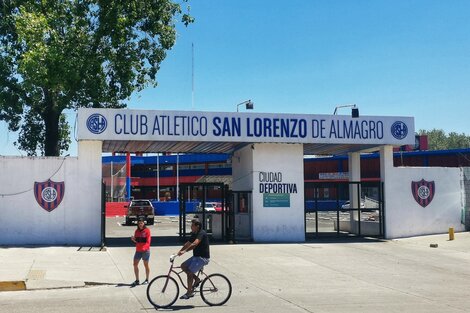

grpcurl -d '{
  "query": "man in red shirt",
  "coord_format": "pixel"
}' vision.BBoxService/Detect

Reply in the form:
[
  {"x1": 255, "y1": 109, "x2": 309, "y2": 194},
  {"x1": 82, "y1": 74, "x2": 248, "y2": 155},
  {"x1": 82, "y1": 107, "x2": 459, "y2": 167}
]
[{"x1": 131, "y1": 218, "x2": 151, "y2": 286}]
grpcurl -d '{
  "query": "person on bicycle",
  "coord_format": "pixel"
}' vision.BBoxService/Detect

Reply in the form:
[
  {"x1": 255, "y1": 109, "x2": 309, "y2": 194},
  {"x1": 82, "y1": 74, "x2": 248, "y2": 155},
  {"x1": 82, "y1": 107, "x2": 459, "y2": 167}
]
[
  {"x1": 130, "y1": 218, "x2": 151, "y2": 287},
  {"x1": 177, "y1": 218, "x2": 210, "y2": 299}
]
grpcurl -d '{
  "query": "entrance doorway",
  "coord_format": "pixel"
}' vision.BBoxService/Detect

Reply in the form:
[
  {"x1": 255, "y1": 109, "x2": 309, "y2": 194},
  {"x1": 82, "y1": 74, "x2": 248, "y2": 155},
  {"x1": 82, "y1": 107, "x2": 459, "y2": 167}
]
[
  {"x1": 305, "y1": 181, "x2": 384, "y2": 239},
  {"x1": 232, "y1": 191, "x2": 252, "y2": 241},
  {"x1": 178, "y1": 183, "x2": 233, "y2": 242}
]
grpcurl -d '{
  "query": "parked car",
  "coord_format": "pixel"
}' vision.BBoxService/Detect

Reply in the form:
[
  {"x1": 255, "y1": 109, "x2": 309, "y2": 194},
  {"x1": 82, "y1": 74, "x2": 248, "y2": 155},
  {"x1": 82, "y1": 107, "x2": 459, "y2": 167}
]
[
  {"x1": 214, "y1": 202, "x2": 223, "y2": 212},
  {"x1": 341, "y1": 200, "x2": 365, "y2": 210},
  {"x1": 197, "y1": 202, "x2": 217, "y2": 212},
  {"x1": 125, "y1": 199, "x2": 155, "y2": 225},
  {"x1": 214, "y1": 202, "x2": 231, "y2": 212}
]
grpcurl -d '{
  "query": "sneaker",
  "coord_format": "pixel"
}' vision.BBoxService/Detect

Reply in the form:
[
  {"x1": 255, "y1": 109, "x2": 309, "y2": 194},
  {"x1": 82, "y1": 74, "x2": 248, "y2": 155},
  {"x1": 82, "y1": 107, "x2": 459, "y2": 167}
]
[
  {"x1": 130, "y1": 280, "x2": 139, "y2": 287},
  {"x1": 142, "y1": 279, "x2": 149, "y2": 285},
  {"x1": 179, "y1": 293, "x2": 194, "y2": 300},
  {"x1": 193, "y1": 278, "x2": 201, "y2": 289}
]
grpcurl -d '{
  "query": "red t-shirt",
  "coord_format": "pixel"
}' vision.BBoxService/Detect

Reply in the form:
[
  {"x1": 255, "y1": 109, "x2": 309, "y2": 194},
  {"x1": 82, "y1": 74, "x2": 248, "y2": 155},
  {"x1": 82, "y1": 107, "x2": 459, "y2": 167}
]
[{"x1": 134, "y1": 227, "x2": 151, "y2": 252}]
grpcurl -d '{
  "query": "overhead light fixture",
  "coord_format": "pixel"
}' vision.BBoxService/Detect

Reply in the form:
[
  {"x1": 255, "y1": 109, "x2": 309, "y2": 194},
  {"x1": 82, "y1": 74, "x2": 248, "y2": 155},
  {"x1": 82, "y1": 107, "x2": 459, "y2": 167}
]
[
  {"x1": 333, "y1": 104, "x2": 359, "y2": 118},
  {"x1": 236, "y1": 100, "x2": 254, "y2": 112}
]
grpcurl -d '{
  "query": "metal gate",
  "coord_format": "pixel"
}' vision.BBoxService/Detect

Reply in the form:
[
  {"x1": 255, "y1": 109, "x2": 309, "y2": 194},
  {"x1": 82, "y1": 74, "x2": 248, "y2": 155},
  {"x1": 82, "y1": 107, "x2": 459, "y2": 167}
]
[
  {"x1": 305, "y1": 181, "x2": 384, "y2": 239},
  {"x1": 178, "y1": 183, "x2": 233, "y2": 242}
]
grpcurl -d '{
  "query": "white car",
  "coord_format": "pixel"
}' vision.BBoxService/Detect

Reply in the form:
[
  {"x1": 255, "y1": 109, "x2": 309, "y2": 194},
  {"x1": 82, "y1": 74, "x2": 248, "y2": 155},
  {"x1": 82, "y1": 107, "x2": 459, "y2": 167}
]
[
  {"x1": 197, "y1": 202, "x2": 217, "y2": 212},
  {"x1": 341, "y1": 200, "x2": 365, "y2": 210}
]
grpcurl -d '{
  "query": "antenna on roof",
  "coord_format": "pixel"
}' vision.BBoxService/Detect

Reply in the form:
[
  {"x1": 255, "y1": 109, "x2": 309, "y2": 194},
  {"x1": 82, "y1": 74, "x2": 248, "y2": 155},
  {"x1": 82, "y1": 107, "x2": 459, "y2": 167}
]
[{"x1": 192, "y1": 42, "x2": 194, "y2": 110}]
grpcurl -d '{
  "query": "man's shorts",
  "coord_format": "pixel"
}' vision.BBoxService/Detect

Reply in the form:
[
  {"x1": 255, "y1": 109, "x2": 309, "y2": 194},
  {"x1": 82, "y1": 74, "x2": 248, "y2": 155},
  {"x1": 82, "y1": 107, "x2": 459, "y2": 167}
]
[
  {"x1": 134, "y1": 250, "x2": 150, "y2": 261},
  {"x1": 182, "y1": 256, "x2": 209, "y2": 274}
]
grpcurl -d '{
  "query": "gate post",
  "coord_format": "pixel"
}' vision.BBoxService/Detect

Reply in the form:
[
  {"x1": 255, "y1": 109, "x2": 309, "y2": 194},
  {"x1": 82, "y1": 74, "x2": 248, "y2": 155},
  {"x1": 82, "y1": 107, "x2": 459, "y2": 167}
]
[{"x1": 101, "y1": 181, "x2": 106, "y2": 248}]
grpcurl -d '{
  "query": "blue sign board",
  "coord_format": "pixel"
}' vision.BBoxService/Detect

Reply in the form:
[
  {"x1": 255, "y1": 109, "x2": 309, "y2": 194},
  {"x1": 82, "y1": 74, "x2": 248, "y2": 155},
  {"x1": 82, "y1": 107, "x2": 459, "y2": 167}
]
[{"x1": 263, "y1": 193, "x2": 290, "y2": 207}]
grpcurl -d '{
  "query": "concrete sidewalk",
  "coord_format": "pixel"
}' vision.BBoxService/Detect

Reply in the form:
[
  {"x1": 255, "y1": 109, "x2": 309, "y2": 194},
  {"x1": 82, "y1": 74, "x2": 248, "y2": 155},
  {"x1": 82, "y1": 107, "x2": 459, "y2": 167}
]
[{"x1": 2, "y1": 232, "x2": 470, "y2": 312}]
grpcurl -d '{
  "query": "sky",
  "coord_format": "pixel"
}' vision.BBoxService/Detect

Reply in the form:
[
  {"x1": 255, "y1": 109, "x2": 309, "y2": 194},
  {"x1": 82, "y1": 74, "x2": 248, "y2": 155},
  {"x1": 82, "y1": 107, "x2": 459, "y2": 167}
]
[{"x1": 1, "y1": 0, "x2": 470, "y2": 156}]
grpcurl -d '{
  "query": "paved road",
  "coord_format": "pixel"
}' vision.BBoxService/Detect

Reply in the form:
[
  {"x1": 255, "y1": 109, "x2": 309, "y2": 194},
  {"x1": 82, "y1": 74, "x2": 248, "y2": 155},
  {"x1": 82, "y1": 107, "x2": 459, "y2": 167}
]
[
  {"x1": 106, "y1": 212, "x2": 375, "y2": 242},
  {"x1": 105, "y1": 215, "x2": 193, "y2": 245},
  {"x1": 1, "y1": 220, "x2": 470, "y2": 313}
]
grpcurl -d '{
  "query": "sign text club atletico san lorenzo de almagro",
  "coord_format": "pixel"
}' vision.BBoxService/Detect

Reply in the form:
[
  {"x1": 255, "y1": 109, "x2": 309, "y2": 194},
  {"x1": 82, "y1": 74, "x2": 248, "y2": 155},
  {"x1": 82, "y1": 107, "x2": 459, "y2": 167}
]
[{"x1": 78, "y1": 108, "x2": 415, "y2": 145}]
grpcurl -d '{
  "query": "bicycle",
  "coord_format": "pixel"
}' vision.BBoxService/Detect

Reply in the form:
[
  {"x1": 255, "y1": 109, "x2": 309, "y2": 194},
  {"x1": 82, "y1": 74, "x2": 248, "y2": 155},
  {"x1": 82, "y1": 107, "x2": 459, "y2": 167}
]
[{"x1": 146, "y1": 254, "x2": 232, "y2": 308}]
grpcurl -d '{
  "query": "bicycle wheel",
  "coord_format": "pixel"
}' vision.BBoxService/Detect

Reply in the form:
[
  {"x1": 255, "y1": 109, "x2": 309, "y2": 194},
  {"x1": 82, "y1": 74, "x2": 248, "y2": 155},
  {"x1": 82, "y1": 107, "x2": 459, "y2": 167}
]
[
  {"x1": 200, "y1": 273, "x2": 232, "y2": 306},
  {"x1": 146, "y1": 275, "x2": 179, "y2": 308}
]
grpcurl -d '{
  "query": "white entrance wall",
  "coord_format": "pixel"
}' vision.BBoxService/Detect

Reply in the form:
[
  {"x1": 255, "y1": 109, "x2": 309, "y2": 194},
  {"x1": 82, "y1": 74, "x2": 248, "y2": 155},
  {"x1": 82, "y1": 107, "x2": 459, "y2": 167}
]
[
  {"x1": 381, "y1": 146, "x2": 465, "y2": 238},
  {"x1": 0, "y1": 141, "x2": 102, "y2": 245},
  {"x1": 232, "y1": 143, "x2": 305, "y2": 242}
]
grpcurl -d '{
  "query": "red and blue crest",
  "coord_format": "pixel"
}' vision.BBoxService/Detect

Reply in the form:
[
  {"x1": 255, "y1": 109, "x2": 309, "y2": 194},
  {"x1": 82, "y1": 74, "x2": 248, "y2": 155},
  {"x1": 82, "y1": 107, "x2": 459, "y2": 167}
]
[
  {"x1": 34, "y1": 179, "x2": 65, "y2": 212},
  {"x1": 411, "y1": 179, "x2": 435, "y2": 208}
]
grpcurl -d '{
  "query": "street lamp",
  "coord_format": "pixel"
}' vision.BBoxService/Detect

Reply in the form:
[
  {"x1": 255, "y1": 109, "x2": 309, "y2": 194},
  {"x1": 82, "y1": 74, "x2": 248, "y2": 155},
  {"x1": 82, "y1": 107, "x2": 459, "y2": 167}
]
[
  {"x1": 236, "y1": 100, "x2": 254, "y2": 112},
  {"x1": 333, "y1": 104, "x2": 359, "y2": 118},
  {"x1": 152, "y1": 156, "x2": 159, "y2": 201}
]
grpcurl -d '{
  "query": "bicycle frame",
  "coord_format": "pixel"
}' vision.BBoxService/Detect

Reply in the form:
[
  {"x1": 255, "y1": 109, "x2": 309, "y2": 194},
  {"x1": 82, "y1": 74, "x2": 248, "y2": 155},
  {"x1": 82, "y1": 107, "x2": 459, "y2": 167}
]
[
  {"x1": 146, "y1": 256, "x2": 232, "y2": 308},
  {"x1": 162, "y1": 260, "x2": 208, "y2": 292}
]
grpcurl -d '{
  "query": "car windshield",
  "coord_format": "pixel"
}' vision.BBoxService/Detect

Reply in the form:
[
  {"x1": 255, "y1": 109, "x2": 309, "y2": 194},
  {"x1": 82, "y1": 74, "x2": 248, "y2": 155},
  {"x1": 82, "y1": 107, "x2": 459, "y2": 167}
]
[{"x1": 131, "y1": 200, "x2": 151, "y2": 206}]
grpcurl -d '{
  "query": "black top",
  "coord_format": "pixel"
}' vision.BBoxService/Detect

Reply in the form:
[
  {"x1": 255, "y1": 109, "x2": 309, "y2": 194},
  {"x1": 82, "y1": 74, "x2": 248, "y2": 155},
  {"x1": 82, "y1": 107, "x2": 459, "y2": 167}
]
[{"x1": 189, "y1": 229, "x2": 210, "y2": 259}]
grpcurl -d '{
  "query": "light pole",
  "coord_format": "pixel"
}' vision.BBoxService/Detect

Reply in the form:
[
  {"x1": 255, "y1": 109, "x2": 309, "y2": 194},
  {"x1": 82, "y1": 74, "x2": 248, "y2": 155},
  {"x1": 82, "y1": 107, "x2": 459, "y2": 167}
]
[
  {"x1": 236, "y1": 100, "x2": 254, "y2": 112},
  {"x1": 157, "y1": 154, "x2": 160, "y2": 201},
  {"x1": 110, "y1": 161, "x2": 126, "y2": 201},
  {"x1": 176, "y1": 153, "x2": 179, "y2": 202},
  {"x1": 110, "y1": 161, "x2": 113, "y2": 202},
  {"x1": 152, "y1": 157, "x2": 159, "y2": 201}
]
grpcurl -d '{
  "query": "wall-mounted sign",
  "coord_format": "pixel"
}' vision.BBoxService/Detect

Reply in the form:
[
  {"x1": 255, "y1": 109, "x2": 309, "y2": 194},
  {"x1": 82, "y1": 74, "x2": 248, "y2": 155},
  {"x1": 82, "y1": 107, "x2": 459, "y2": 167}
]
[
  {"x1": 411, "y1": 179, "x2": 435, "y2": 207},
  {"x1": 258, "y1": 171, "x2": 298, "y2": 194},
  {"x1": 34, "y1": 179, "x2": 65, "y2": 212},
  {"x1": 319, "y1": 172, "x2": 349, "y2": 180},
  {"x1": 263, "y1": 193, "x2": 290, "y2": 207},
  {"x1": 78, "y1": 108, "x2": 415, "y2": 145}
]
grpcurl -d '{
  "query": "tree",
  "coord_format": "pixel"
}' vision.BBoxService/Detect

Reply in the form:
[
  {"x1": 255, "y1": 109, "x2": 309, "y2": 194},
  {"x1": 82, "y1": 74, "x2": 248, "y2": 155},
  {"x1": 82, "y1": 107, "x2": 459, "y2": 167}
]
[
  {"x1": 0, "y1": 0, "x2": 193, "y2": 156},
  {"x1": 418, "y1": 129, "x2": 470, "y2": 150}
]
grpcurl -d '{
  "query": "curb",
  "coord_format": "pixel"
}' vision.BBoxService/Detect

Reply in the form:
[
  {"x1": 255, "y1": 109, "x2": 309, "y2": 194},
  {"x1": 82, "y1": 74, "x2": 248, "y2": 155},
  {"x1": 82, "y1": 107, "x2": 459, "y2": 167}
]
[
  {"x1": 0, "y1": 281, "x2": 26, "y2": 292},
  {"x1": 0, "y1": 280, "x2": 117, "y2": 292}
]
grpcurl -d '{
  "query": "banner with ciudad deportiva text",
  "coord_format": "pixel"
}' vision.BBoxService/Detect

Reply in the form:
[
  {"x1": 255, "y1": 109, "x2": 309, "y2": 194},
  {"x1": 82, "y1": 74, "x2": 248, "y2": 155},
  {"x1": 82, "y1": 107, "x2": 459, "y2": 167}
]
[{"x1": 78, "y1": 108, "x2": 415, "y2": 145}]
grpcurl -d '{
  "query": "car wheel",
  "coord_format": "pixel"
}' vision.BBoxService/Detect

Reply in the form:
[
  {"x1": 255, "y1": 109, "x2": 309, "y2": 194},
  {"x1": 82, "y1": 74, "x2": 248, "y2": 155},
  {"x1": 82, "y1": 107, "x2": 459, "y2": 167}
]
[
  {"x1": 125, "y1": 217, "x2": 131, "y2": 226},
  {"x1": 147, "y1": 218, "x2": 154, "y2": 225}
]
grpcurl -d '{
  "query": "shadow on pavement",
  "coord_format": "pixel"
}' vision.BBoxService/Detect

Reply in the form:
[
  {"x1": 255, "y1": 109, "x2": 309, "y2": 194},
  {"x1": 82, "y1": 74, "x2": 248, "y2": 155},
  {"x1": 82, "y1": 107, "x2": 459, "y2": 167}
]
[
  {"x1": 143, "y1": 305, "x2": 195, "y2": 311},
  {"x1": 305, "y1": 234, "x2": 386, "y2": 244},
  {"x1": 166, "y1": 305, "x2": 196, "y2": 311},
  {"x1": 105, "y1": 236, "x2": 182, "y2": 247},
  {"x1": 105, "y1": 235, "x2": 385, "y2": 247}
]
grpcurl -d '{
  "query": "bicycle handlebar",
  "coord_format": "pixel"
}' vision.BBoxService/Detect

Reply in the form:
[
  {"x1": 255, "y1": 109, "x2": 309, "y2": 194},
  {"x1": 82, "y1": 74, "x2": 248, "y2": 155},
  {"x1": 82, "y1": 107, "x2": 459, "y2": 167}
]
[{"x1": 170, "y1": 254, "x2": 178, "y2": 263}]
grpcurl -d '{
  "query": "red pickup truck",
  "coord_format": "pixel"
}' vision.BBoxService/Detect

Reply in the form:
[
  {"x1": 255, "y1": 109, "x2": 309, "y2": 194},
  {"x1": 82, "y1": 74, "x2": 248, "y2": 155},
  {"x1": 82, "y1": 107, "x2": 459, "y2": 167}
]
[{"x1": 125, "y1": 200, "x2": 155, "y2": 225}]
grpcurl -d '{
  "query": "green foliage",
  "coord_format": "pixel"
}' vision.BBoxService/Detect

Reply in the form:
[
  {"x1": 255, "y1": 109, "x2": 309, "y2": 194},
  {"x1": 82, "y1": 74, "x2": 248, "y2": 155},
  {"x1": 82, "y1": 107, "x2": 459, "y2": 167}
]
[
  {"x1": 418, "y1": 129, "x2": 470, "y2": 150},
  {"x1": 15, "y1": 110, "x2": 71, "y2": 156},
  {"x1": 0, "y1": 0, "x2": 193, "y2": 156}
]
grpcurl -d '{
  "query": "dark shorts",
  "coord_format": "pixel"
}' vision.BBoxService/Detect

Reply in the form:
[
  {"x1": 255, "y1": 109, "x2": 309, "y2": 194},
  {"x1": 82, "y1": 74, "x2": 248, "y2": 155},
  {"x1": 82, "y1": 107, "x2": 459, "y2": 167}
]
[
  {"x1": 182, "y1": 256, "x2": 209, "y2": 274},
  {"x1": 134, "y1": 250, "x2": 150, "y2": 261}
]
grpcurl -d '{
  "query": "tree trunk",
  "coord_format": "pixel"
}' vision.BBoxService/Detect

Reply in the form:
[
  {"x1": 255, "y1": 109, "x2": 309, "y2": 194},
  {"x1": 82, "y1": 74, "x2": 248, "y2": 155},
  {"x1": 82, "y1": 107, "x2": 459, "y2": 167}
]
[
  {"x1": 44, "y1": 111, "x2": 60, "y2": 156},
  {"x1": 43, "y1": 89, "x2": 61, "y2": 156}
]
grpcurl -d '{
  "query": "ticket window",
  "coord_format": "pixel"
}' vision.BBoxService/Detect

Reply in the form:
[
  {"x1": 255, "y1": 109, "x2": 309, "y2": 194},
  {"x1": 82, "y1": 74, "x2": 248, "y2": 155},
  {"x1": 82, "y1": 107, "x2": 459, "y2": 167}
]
[{"x1": 234, "y1": 192, "x2": 252, "y2": 240}]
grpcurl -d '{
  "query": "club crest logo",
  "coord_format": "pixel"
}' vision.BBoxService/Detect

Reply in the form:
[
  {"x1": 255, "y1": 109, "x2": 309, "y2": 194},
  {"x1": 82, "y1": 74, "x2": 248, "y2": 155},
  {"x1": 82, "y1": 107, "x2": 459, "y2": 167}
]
[
  {"x1": 411, "y1": 179, "x2": 435, "y2": 208},
  {"x1": 86, "y1": 113, "x2": 107, "y2": 134},
  {"x1": 391, "y1": 121, "x2": 408, "y2": 140},
  {"x1": 34, "y1": 179, "x2": 65, "y2": 212}
]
